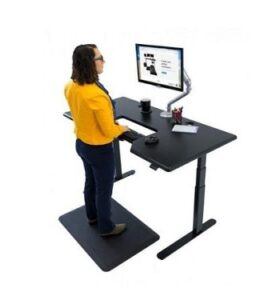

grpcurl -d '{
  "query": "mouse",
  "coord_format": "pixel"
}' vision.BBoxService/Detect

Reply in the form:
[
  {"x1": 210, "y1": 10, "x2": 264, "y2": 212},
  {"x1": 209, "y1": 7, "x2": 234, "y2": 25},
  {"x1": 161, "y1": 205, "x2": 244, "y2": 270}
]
[{"x1": 144, "y1": 135, "x2": 159, "y2": 145}]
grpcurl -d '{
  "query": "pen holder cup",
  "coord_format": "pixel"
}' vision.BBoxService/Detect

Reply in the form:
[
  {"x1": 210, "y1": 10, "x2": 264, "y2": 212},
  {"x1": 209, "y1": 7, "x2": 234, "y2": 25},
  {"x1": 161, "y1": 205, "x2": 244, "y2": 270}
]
[{"x1": 172, "y1": 109, "x2": 183, "y2": 124}]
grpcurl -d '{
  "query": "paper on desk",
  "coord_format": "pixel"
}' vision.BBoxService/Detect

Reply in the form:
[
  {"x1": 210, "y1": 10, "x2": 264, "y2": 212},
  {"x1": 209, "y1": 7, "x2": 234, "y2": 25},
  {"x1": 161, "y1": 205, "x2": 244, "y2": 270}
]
[{"x1": 172, "y1": 124, "x2": 199, "y2": 133}]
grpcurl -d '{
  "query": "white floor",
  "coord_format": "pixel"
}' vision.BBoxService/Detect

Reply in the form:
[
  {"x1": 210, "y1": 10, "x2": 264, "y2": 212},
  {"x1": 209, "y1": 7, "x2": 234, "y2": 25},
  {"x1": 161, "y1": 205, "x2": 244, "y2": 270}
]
[{"x1": 1, "y1": 1, "x2": 280, "y2": 299}]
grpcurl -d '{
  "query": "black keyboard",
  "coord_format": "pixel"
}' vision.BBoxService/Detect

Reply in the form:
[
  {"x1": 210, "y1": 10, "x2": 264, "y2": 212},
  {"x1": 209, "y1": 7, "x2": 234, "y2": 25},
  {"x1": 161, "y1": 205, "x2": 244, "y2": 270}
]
[{"x1": 119, "y1": 129, "x2": 144, "y2": 143}]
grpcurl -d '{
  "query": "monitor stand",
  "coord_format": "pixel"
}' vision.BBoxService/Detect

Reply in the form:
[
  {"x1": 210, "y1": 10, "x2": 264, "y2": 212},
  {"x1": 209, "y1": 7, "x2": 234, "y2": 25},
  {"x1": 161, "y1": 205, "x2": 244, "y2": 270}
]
[{"x1": 160, "y1": 68, "x2": 192, "y2": 118}]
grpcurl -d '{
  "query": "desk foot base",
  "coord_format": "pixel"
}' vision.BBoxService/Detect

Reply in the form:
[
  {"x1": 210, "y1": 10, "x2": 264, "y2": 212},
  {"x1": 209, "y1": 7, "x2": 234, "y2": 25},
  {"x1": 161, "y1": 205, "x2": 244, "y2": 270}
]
[
  {"x1": 114, "y1": 170, "x2": 136, "y2": 182},
  {"x1": 157, "y1": 218, "x2": 216, "y2": 260}
]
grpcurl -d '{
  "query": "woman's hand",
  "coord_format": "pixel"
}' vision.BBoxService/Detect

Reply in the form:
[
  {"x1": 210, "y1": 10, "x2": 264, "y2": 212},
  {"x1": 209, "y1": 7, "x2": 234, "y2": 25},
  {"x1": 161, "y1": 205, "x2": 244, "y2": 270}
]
[
  {"x1": 122, "y1": 125, "x2": 130, "y2": 132},
  {"x1": 115, "y1": 121, "x2": 130, "y2": 132}
]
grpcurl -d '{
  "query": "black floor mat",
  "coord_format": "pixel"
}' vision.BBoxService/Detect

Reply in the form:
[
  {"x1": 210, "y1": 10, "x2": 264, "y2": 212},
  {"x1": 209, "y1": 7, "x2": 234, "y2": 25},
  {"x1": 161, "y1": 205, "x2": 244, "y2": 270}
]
[{"x1": 59, "y1": 199, "x2": 160, "y2": 271}]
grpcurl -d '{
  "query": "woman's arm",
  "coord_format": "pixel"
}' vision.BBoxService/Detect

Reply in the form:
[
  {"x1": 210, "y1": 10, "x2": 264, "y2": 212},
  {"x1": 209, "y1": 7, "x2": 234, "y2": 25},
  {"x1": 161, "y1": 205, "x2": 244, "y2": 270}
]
[{"x1": 86, "y1": 94, "x2": 127, "y2": 139}]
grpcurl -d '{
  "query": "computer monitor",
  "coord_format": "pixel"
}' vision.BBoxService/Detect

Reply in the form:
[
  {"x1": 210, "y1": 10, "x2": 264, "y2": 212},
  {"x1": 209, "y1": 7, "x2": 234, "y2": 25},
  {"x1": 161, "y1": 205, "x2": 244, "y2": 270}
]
[{"x1": 135, "y1": 44, "x2": 184, "y2": 92}]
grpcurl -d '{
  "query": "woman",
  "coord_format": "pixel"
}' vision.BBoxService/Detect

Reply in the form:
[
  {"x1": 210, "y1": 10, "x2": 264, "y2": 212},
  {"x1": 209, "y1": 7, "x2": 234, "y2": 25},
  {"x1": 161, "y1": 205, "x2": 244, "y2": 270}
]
[{"x1": 64, "y1": 44, "x2": 130, "y2": 237}]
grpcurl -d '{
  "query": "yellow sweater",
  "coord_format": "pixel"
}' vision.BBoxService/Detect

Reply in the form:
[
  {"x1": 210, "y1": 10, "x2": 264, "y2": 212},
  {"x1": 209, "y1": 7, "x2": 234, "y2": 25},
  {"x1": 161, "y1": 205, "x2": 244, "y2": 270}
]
[{"x1": 64, "y1": 80, "x2": 126, "y2": 145}]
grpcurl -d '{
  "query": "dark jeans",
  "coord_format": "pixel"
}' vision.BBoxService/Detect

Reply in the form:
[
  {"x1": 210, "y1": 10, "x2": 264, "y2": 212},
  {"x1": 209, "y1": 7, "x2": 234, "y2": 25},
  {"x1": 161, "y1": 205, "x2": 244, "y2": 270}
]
[{"x1": 75, "y1": 139, "x2": 115, "y2": 234}]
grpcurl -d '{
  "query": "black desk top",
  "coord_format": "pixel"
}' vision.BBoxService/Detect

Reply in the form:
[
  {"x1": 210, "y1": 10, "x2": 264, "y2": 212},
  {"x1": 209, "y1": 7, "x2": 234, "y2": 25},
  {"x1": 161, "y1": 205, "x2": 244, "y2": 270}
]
[
  {"x1": 114, "y1": 97, "x2": 237, "y2": 172},
  {"x1": 63, "y1": 97, "x2": 237, "y2": 172}
]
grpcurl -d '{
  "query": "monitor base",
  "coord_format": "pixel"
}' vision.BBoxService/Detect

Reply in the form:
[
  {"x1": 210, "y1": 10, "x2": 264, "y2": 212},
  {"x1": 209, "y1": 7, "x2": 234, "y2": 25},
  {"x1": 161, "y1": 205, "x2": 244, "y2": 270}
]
[{"x1": 160, "y1": 111, "x2": 172, "y2": 118}]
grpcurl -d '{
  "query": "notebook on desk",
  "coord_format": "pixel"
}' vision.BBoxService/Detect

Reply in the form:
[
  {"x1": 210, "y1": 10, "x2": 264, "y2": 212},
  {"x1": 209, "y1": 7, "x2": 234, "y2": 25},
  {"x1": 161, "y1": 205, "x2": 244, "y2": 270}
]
[{"x1": 172, "y1": 124, "x2": 199, "y2": 133}]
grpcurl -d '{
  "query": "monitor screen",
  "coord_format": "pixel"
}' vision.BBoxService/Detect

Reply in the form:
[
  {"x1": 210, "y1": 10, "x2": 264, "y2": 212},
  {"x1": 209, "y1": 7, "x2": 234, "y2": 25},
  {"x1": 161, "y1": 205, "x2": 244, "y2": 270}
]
[{"x1": 135, "y1": 44, "x2": 184, "y2": 92}]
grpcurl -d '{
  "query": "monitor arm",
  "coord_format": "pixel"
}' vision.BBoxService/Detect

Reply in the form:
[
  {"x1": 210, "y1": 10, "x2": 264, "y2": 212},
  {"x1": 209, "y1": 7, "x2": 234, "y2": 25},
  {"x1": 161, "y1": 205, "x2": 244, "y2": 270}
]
[{"x1": 160, "y1": 68, "x2": 192, "y2": 118}]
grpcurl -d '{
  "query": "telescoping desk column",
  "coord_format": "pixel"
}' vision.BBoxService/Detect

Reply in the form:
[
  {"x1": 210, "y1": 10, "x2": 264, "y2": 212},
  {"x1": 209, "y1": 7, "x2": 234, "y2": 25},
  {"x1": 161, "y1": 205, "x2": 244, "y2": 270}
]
[{"x1": 114, "y1": 97, "x2": 237, "y2": 259}]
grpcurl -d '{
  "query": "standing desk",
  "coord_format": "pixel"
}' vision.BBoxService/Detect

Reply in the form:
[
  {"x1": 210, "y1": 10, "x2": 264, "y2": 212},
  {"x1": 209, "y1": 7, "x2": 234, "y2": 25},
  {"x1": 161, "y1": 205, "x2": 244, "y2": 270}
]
[
  {"x1": 60, "y1": 97, "x2": 236, "y2": 270},
  {"x1": 114, "y1": 97, "x2": 236, "y2": 259}
]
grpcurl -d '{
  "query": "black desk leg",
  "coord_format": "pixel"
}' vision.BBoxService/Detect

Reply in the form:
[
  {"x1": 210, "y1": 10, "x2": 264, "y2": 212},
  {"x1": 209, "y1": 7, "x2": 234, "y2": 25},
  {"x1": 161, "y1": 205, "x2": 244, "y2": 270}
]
[
  {"x1": 157, "y1": 155, "x2": 216, "y2": 260},
  {"x1": 113, "y1": 139, "x2": 136, "y2": 182}
]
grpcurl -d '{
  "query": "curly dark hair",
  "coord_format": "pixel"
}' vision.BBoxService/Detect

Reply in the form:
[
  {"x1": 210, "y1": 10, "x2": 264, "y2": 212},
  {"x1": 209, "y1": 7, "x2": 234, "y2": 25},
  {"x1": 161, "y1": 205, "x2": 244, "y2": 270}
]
[{"x1": 71, "y1": 44, "x2": 99, "y2": 85}]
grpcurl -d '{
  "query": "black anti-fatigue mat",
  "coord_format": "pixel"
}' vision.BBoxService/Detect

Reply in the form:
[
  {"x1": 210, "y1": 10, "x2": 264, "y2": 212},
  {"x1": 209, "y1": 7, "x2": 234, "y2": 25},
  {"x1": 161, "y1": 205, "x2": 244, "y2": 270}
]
[{"x1": 59, "y1": 199, "x2": 160, "y2": 271}]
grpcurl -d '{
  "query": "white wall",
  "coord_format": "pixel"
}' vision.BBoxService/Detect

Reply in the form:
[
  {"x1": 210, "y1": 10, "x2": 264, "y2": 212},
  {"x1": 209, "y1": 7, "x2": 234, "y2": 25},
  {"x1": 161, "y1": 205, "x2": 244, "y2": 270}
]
[{"x1": 1, "y1": 0, "x2": 279, "y2": 299}]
